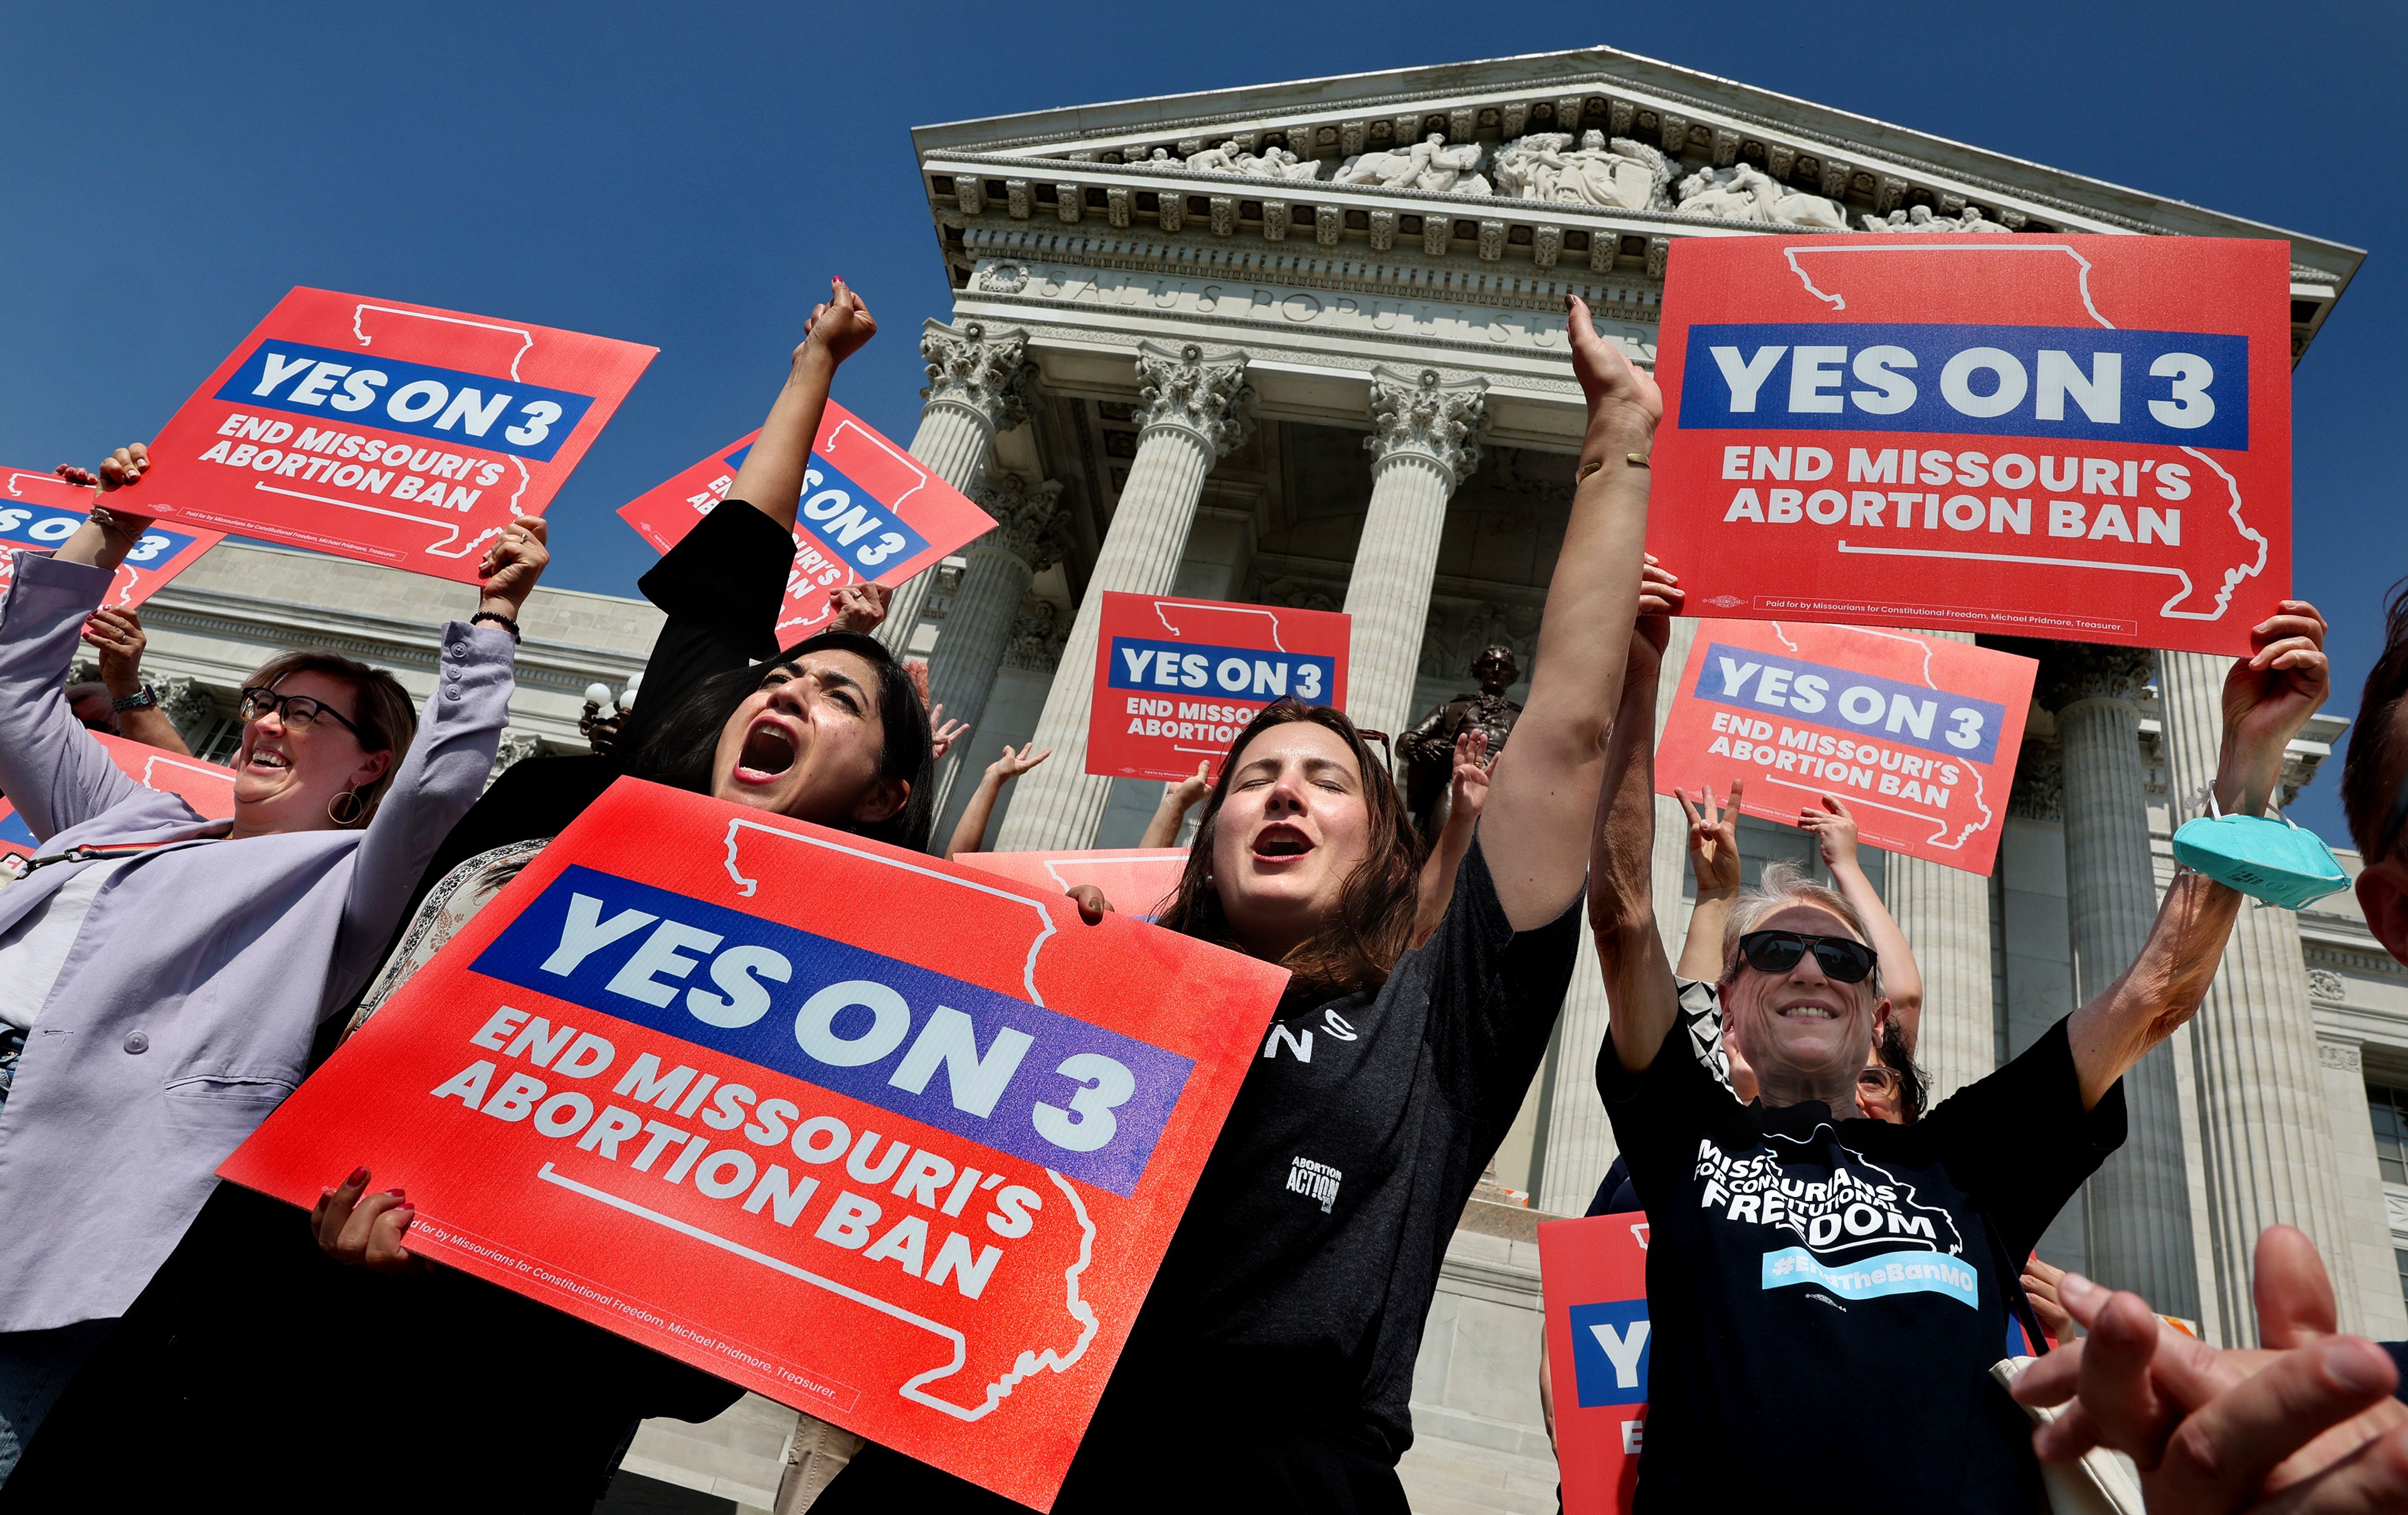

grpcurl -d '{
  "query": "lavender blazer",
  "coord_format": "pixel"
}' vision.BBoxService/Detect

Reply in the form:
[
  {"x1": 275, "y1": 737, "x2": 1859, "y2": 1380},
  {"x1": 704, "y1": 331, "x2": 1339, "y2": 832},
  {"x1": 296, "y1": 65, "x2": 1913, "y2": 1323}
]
[{"x1": 0, "y1": 551, "x2": 514, "y2": 1331}]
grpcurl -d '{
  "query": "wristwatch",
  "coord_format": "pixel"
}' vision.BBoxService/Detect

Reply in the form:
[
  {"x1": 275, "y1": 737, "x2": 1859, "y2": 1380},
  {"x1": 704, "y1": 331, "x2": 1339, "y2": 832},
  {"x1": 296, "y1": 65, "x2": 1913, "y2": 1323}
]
[{"x1": 112, "y1": 684, "x2": 159, "y2": 712}]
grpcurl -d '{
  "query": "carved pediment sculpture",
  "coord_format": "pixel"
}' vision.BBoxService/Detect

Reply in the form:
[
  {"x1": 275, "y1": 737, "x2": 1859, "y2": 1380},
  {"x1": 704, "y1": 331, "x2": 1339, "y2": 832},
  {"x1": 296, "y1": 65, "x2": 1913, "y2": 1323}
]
[
  {"x1": 1334, "y1": 133, "x2": 1492, "y2": 198},
  {"x1": 1169, "y1": 140, "x2": 1324, "y2": 182},
  {"x1": 1674, "y1": 162, "x2": 1848, "y2": 230},
  {"x1": 1492, "y1": 130, "x2": 1674, "y2": 213},
  {"x1": 1860, "y1": 204, "x2": 2005, "y2": 233}
]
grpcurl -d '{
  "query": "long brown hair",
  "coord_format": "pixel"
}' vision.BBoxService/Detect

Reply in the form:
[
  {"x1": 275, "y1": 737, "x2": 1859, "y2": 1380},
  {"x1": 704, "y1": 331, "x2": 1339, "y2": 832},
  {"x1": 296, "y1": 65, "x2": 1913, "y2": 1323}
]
[
  {"x1": 244, "y1": 650, "x2": 416, "y2": 827},
  {"x1": 1154, "y1": 700, "x2": 1421, "y2": 1003}
]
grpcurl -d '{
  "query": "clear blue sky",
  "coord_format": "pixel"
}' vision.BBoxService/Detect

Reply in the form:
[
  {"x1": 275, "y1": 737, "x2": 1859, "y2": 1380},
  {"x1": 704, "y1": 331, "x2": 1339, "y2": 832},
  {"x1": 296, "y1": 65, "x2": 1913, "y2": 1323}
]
[{"x1": 6, "y1": 1, "x2": 2400, "y2": 843}]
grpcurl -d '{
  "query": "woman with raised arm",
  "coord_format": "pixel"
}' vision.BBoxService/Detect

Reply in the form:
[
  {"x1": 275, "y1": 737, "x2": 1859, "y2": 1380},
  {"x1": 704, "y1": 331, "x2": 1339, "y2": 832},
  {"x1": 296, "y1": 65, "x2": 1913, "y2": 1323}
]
[
  {"x1": 1584, "y1": 564, "x2": 2331, "y2": 1511},
  {"x1": 816, "y1": 295, "x2": 1654, "y2": 1515},
  {"x1": 0, "y1": 446, "x2": 545, "y2": 1482},
  {"x1": 944, "y1": 740, "x2": 1051, "y2": 857},
  {"x1": 7, "y1": 283, "x2": 944, "y2": 1509}
]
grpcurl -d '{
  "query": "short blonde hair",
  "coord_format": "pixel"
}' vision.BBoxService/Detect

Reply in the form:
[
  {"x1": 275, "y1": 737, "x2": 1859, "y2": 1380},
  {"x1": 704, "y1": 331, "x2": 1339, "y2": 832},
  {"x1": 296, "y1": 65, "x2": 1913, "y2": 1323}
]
[{"x1": 1719, "y1": 858, "x2": 1886, "y2": 1000}]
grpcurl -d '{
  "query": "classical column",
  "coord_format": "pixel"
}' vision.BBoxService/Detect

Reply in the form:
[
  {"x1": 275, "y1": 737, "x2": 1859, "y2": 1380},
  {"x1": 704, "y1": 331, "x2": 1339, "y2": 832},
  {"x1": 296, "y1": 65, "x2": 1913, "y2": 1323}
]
[
  {"x1": 877, "y1": 320, "x2": 1035, "y2": 653},
  {"x1": 1536, "y1": 617, "x2": 1696, "y2": 1215},
  {"x1": 1885, "y1": 630, "x2": 1996, "y2": 1106},
  {"x1": 2047, "y1": 645, "x2": 2199, "y2": 1317},
  {"x1": 993, "y1": 342, "x2": 1254, "y2": 850},
  {"x1": 926, "y1": 473, "x2": 1064, "y2": 812},
  {"x1": 1342, "y1": 367, "x2": 1487, "y2": 739},
  {"x1": 2157, "y1": 650, "x2": 2357, "y2": 1340}
]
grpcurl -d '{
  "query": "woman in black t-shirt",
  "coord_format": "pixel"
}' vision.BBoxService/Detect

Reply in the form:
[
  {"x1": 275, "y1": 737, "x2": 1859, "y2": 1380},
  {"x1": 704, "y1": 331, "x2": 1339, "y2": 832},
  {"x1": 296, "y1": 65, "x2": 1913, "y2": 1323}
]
[
  {"x1": 814, "y1": 295, "x2": 1659, "y2": 1514},
  {"x1": 1582, "y1": 574, "x2": 2333, "y2": 1514},
  {"x1": 4, "y1": 282, "x2": 939, "y2": 1512}
]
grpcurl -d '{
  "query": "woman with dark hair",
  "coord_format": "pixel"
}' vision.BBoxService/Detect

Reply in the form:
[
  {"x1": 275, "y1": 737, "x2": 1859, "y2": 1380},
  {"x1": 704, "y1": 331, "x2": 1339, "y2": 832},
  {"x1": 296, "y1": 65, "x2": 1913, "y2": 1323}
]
[
  {"x1": 0, "y1": 445, "x2": 547, "y2": 1480},
  {"x1": 815, "y1": 293, "x2": 1656, "y2": 1515},
  {"x1": 6, "y1": 282, "x2": 937, "y2": 1509}
]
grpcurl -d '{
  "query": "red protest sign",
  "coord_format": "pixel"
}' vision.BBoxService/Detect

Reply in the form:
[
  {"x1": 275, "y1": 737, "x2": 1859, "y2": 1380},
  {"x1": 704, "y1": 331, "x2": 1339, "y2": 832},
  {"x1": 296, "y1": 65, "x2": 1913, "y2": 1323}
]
[
  {"x1": 1088, "y1": 593, "x2": 1349, "y2": 783},
  {"x1": 1539, "y1": 1213, "x2": 1654, "y2": 1515},
  {"x1": 618, "y1": 406, "x2": 998, "y2": 644},
  {"x1": 1649, "y1": 235, "x2": 2290, "y2": 655},
  {"x1": 218, "y1": 778, "x2": 1284, "y2": 1511},
  {"x1": 0, "y1": 466, "x2": 223, "y2": 611},
  {"x1": 1655, "y1": 620, "x2": 2037, "y2": 876},
  {"x1": 0, "y1": 733, "x2": 235, "y2": 861},
  {"x1": 129, "y1": 288, "x2": 654, "y2": 583},
  {"x1": 954, "y1": 849, "x2": 1190, "y2": 922}
]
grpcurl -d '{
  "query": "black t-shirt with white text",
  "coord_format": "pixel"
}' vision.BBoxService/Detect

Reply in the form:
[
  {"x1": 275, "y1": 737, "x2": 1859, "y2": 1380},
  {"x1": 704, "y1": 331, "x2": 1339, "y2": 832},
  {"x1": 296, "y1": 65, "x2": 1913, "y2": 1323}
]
[{"x1": 1600, "y1": 988, "x2": 2121, "y2": 1513}]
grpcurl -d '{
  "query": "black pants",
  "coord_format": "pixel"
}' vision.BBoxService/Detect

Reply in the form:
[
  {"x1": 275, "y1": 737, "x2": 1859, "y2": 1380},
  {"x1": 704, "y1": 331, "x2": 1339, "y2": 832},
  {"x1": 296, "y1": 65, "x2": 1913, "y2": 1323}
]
[{"x1": 813, "y1": 1417, "x2": 1412, "y2": 1515}]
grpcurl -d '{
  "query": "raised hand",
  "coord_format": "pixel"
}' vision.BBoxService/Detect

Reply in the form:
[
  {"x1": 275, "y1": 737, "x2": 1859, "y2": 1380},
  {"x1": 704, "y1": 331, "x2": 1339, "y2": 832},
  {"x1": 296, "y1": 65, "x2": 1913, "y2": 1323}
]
[
  {"x1": 1633, "y1": 554, "x2": 1682, "y2": 672},
  {"x1": 1798, "y1": 793, "x2": 1859, "y2": 872},
  {"x1": 475, "y1": 515, "x2": 550, "y2": 619},
  {"x1": 989, "y1": 741, "x2": 1051, "y2": 780},
  {"x1": 800, "y1": 277, "x2": 878, "y2": 368},
  {"x1": 929, "y1": 704, "x2": 969, "y2": 761},
  {"x1": 1165, "y1": 759, "x2": 1212, "y2": 813},
  {"x1": 80, "y1": 607, "x2": 150, "y2": 696},
  {"x1": 310, "y1": 1164, "x2": 428, "y2": 1274},
  {"x1": 1681, "y1": 779, "x2": 1743, "y2": 897},
  {"x1": 1565, "y1": 295, "x2": 1662, "y2": 445},
  {"x1": 1450, "y1": 727, "x2": 1492, "y2": 823},
  {"x1": 2219, "y1": 600, "x2": 2330, "y2": 811},
  {"x1": 828, "y1": 581, "x2": 892, "y2": 633}
]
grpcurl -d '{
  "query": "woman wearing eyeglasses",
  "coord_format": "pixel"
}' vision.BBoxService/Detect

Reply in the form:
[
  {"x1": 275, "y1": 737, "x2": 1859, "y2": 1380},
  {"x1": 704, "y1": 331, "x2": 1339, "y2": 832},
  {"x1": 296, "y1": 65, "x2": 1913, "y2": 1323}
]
[
  {"x1": 1586, "y1": 568, "x2": 2331, "y2": 1514},
  {"x1": 0, "y1": 445, "x2": 545, "y2": 1480}
]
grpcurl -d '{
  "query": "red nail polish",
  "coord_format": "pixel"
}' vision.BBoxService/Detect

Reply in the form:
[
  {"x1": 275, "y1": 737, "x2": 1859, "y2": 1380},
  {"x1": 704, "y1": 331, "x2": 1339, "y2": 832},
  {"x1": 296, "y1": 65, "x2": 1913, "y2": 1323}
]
[
  {"x1": 347, "y1": 1166, "x2": 369, "y2": 1186},
  {"x1": 383, "y1": 1187, "x2": 406, "y2": 1198}
]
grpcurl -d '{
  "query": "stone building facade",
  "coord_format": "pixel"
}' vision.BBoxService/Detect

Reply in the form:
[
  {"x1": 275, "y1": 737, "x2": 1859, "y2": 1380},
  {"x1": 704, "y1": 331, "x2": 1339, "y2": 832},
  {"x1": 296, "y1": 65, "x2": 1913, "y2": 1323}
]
[{"x1": 113, "y1": 46, "x2": 2391, "y2": 1515}]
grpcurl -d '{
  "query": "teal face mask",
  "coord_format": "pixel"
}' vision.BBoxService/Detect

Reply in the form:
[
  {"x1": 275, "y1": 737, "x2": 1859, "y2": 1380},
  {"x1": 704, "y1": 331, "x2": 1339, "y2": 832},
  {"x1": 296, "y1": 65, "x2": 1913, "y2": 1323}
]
[{"x1": 2171, "y1": 799, "x2": 2350, "y2": 912}]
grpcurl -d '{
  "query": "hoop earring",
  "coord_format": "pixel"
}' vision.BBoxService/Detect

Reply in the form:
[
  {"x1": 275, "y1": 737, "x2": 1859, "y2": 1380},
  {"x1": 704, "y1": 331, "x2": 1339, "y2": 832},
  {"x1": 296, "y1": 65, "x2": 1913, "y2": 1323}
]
[{"x1": 327, "y1": 789, "x2": 363, "y2": 826}]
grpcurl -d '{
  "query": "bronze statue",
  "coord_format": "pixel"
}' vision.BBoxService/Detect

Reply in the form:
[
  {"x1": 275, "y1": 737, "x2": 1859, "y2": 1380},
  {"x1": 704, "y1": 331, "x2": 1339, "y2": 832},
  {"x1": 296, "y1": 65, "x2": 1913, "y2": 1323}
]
[{"x1": 1397, "y1": 644, "x2": 1522, "y2": 838}]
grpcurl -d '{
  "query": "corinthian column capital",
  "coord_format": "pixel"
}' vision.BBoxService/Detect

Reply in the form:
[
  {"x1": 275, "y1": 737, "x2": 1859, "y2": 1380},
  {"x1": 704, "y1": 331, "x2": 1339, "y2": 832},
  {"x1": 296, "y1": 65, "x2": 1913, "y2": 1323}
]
[
  {"x1": 1364, "y1": 366, "x2": 1487, "y2": 488},
  {"x1": 2039, "y1": 643, "x2": 2157, "y2": 710},
  {"x1": 919, "y1": 319, "x2": 1036, "y2": 435},
  {"x1": 1131, "y1": 340, "x2": 1254, "y2": 460},
  {"x1": 968, "y1": 472, "x2": 1067, "y2": 574}
]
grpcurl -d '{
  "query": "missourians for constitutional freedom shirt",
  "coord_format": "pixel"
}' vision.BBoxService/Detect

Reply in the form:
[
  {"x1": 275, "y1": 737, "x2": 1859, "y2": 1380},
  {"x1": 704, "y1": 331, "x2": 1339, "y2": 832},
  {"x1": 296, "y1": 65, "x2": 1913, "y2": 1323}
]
[{"x1": 1602, "y1": 982, "x2": 2121, "y2": 1514}]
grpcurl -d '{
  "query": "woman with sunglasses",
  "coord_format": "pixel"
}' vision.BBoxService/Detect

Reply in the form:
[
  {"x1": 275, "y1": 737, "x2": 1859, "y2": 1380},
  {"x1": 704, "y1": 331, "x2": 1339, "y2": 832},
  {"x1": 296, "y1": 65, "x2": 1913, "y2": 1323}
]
[
  {"x1": 0, "y1": 445, "x2": 546, "y2": 1480},
  {"x1": 1587, "y1": 569, "x2": 2331, "y2": 1514},
  {"x1": 813, "y1": 293, "x2": 1652, "y2": 1515}
]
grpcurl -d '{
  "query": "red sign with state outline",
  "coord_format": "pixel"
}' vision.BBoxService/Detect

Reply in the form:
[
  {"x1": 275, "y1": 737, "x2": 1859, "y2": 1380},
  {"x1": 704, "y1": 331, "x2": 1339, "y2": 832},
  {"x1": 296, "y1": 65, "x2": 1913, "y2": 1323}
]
[
  {"x1": 1088, "y1": 592, "x2": 1349, "y2": 783},
  {"x1": 219, "y1": 778, "x2": 1286, "y2": 1511},
  {"x1": 1539, "y1": 1213, "x2": 1654, "y2": 1515},
  {"x1": 954, "y1": 848, "x2": 1191, "y2": 922},
  {"x1": 0, "y1": 732, "x2": 235, "y2": 862},
  {"x1": 1655, "y1": 619, "x2": 2037, "y2": 876},
  {"x1": 128, "y1": 287, "x2": 655, "y2": 583},
  {"x1": 0, "y1": 465, "x2": 223, "y2": 611},
  {"x1": 1649, "y1": 235, "x2": 2289, "y2": 656},
  {"x1": 616, "y1": 406, "x2": 996, "y2": 645}
]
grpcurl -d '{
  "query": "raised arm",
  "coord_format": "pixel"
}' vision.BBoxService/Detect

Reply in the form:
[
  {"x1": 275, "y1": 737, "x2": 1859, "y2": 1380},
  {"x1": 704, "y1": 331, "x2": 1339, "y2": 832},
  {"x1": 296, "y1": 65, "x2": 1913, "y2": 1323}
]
[
  {"x1": 726, "y1": 278, "x2": 877, "y2": 536},
  {"x1": 1799, "y1": 794, "x2": 1920, "y2": 1048},
  {"x1": 1594, "y1": 603, "x2": 1682, "y2": 1073},
  {"x1": 83, "y1": 606, "x2": 193, "y2": 758},
  {"x1": 1140, "y1": 761, "x2": 1212, "y2": 850},
  {"x1": 1412, "y1": 727, "x2": 1491, "y2": 947},
  {"x1": 944, "y1": 742, "x2": 1050, "y2": 859},
  {"x1": 1479, "y1": 298, "x2": 1657, "y2": 929},
  {"x1": 2066, "y1": 602, "x2": 2330, "y2": 1109},
  {"x1": 1677, "y1": 775, "x2": 1743, "y2": 982}
]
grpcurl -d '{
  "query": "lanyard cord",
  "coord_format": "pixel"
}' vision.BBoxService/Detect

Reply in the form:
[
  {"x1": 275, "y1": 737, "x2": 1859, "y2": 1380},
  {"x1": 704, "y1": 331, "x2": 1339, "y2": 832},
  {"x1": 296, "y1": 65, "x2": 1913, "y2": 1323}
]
[{"x1": 1, "y1": 836, "x2": 207, "y2": 882}]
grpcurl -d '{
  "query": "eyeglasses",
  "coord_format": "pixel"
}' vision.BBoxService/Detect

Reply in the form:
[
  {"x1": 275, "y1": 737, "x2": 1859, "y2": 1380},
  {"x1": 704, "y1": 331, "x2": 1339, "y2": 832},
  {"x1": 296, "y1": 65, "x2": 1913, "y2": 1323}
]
[
  {"x1": 1856, "y1": 1065, "x2": 1901, "y2": 1095},
  {"x1": 1736, "y1": 929, "x2": 1879, "y2": 984},
  {"x1": 1357, "y1": 729, "x2": 1395, "y2": 770},
  {"x1": 239, "y1": 687, "x2": 361, "y2": 736}
]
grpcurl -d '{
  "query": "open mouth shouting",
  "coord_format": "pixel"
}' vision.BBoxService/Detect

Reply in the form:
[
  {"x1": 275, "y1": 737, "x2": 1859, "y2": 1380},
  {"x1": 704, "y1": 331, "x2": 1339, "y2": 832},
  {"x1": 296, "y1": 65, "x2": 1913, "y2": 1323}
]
[
  {"x1": 1252, "y1": 821, "x2": 1316, "y2": 863},
  {"x1": 243, "y1": 744, "x2": 293, "y2": 778},
  {"x1": 733, "y1": 718, "x2": 800, "y2": 786}
]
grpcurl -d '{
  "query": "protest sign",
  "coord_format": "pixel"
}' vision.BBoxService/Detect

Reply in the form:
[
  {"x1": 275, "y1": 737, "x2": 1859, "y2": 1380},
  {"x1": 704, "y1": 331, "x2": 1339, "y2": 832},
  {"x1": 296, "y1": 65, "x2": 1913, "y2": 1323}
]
[
  {"x1": 1539, "y1": 1213, "x2": 1653, "y2": 1515},
  {"x1": 1649, "y1": 235, "x2": 2290, "y2": 656},
  {"x1": 127, "y1": 288, "x2": 654, "y2": 583},
  {"x1": 954, "y1": 849, "x2": 1190, "y2": 922},
  {"x1": 618, "y1": 407, "x2": 998, "y2": 643},
  {"x1": 0, "y1": 465, "x2": 223, "y2": 611},
  {"x1": 0, "y1": 732, "x2": 236, "y2": 861},
  {"x1": 219, "y1": 778, "x2": 1284, "y2": 1510},
  {"x1": 1088, "y1": 593, "x2": 1349, "y2": 783},
  {"x1": 1656, "y1": 619, "x2": 2037, "y2": 876}
]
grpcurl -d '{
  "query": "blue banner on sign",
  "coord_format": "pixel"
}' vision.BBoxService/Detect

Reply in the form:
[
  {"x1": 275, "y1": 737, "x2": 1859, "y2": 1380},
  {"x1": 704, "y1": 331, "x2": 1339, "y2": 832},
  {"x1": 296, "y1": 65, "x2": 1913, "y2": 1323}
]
[
  {"x1": 793, "y1": 457, "x2": 931, "y2": 578},
  {"x1": 217, "y1": 339, "x2": 596, "y2": 462},
  {"x1": 1691, "y1": 641, "x2": 2006, "y2": 763},
  {"x1": 1678, "y1": 322, "x2": 2247, "y2": 450},
  {"x1": 0, "y1": 502, "x2": 199, "y2": 566},
  {"x1": 1568, "y1": 1299, "x2": 1652, "y2": 1407},
  {"x1": 470, "y1": 865, "x2": 1193, "y2": 1197},
  {"x1": 1106, "y1": 636, "x2": 1337, "y2": 704}
]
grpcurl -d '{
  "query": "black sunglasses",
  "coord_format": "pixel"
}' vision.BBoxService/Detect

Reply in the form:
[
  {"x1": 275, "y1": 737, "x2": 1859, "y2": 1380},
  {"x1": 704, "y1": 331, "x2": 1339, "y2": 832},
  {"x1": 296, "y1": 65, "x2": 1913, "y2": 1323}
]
[{"x1": 1737, "y1": 929, "x2": 1878, "y2": 984}]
